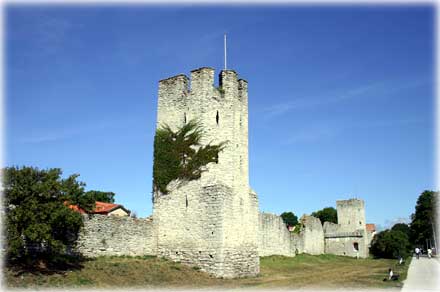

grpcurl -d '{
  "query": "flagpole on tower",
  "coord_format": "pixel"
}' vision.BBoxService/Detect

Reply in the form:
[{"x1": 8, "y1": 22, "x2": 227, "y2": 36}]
[{"x1": 224, "y1": 33, "x2": 227, "y2": 70}]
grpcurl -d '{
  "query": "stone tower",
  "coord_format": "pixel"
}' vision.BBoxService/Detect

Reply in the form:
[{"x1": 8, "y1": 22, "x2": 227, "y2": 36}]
[
  {"x1": 152, "y1": 67, "x2": 260, "y2": 278},
  {"x1": 336, "y1": 198, "x2": 366, "y2": 233}
]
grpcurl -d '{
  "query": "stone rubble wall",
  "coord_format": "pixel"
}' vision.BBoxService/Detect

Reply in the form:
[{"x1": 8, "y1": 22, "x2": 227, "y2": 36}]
[
  {"x1": 298, "y1": 215, "x2": 325, "y2": 255},
  {"x1": 76, "y1": 214, "x2": 156, "y2": 257},
  {"x1": 324, "y1": 233, "x2": 368, "y2": 258},
  {"x1": 258, "y1": 212, "x2": 295, "y2": 257},
  {"x1": 323, "y1": 221, "x2": 368, "y2": 258},
  {"x1": 257, "y1": 213, "x2": 324, "y2": 257}
]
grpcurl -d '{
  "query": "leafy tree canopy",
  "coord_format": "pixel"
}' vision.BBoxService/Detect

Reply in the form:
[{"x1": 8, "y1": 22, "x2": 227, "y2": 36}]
[
  {"x1": 85, "y1": 190, "x2": 115, "y2": 203},
  {"x1": 370, "y1": 229, "x2": 412, "y2": 259},
  {"x1": 391, "y1": 223, "x2": 411, "y2": 239},
  {"x1": 153, "y1": 120, "x2": 226, "y2": 194},
  {"x1": 281, "y1": 212, "x2": 298, "y2": 227},
  {"x1": 410, "y1": 190, "x2": 437, "y2": 246},
  {"x1": 3, "y1": 166, "x2": 86, "y2": 265},
  {"x1": 311, "y1": 207, "x2": 337, "y2": 225}
]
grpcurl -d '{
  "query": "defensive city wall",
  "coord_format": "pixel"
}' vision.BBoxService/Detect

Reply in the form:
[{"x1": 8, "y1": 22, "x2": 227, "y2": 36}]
[
  {"x1": 76, "y1": 198, "x2": 371, "y2": 260},
  {"x1": 75, "y1": 68, "x2": 374, "y2": 278}
]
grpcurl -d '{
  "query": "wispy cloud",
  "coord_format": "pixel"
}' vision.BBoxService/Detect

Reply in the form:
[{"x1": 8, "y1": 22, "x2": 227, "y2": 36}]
[
  {"x1": 285, "y1": 117, "x2": 427, "y2": 145},
  {"x1": 261, "y1": 78, "x2": 429, "y2": 120},
  {"x1": 18, "y1": 117, "x2": 142, "y2": 144},
  {"x1": 286, "y1": 124, "x2": 343, "y2": 144}
]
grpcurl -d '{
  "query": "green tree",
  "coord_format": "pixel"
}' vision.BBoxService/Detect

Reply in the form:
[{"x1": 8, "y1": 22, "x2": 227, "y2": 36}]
[
  {"x1": 153, "y1": 120, "x2": 226, "y2": 194},
  {"x1": 370, "y1": 229, "x2": 412, "y2": 259},
  {"x1": 311, "y1": 207, "x2": 337, "y2": 225},
  {"x1": 391, "y1": 223, "x2": 411, "y2": 239},
  {"x1": 410, "y1": 190, "x2": 437, "y2": 247},
  {"x1": 3, "y1": 166, "x2": 86, "y2": 266},
  {"x1": 84, "y1": 190, "x2": 115, "y2": 203},
  {"x1": 280, "y1": 212, "x2": 298, "y2": 227}
]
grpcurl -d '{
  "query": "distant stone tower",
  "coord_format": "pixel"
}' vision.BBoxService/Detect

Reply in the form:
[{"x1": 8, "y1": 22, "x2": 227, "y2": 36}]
[
  {"x1": 323, "y1": 198, "x2": 369, "y2": 258},
  {"x1": 152, "y1": 67, "x2": 259, "y2": 278},
  {"x1": 336, "y1": 198, "x2": 366, "y2": 233}
]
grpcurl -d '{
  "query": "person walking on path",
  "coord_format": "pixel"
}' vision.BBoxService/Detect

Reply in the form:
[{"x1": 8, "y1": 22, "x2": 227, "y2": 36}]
[
  {"x1": 427, "y1": 248, "x2": 432, "y2": 258},
  {"x1": 415, "y1": 247, "x2": 420, "y2": 259}
]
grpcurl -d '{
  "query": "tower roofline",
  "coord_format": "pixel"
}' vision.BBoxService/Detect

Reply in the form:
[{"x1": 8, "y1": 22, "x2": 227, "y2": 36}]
[
  {"x1": 159, "y1": 74, "x2": 188, "y2": 83},
  {"x1": 190, "y1": 67, "x2": 215, "y2": 72},
  {"x1": 220, "y1": 69, "x2": 237, "y2": 74}
]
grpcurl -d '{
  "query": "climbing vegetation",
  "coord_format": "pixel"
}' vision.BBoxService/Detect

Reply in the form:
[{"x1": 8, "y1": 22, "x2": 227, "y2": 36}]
[{"x1": 153, "y1": 120, "x2": 226, "y2": 194}]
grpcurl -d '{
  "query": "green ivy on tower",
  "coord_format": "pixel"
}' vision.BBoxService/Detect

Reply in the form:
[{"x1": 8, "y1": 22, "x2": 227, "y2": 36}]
[{"x1": 153, "y1": 119, "x2": 226, "y2": 194}]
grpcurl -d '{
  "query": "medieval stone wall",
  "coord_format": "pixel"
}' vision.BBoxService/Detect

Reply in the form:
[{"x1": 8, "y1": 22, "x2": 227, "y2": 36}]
[
  {"x1": 323, "y1": 199, "x2": 370, "y2": 259},
  {"x1": 257, "y1": 213, "x2": 325, "y2": 257},
  {"x1": 324, "y1": 229, "x2": 368, "y2": 258},
  {"x1": 298, "y1": 215, "x2": 325, "y2": 255},
  {"x1": 258, "y1": 212, "x2": 294, "y2": 257},
  {"x1": 76, "y1": 215, "x2": 156, "y2": 257}
]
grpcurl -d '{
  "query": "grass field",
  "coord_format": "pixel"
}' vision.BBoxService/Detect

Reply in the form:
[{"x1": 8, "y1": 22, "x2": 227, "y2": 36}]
[{"x1": 5, "y1": 254, "x2": 411, "y2": 289}]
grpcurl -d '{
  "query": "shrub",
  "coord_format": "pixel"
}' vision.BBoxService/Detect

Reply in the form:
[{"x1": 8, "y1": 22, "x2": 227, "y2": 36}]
[{"x1": 370, "y1": 229, "x2": 412, "y2": 259}]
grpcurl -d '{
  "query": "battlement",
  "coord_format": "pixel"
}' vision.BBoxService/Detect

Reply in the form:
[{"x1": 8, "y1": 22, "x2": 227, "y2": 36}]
[
  {"x1": 158, "y1": 67, "x2": 247, "y2": 105},
  {"x1": 336, "y1": 198, "x2": 364, "y2": 208}
]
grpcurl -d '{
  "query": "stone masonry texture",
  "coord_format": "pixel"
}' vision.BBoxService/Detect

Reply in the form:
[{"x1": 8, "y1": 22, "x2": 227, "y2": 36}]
[
  {"x1": 77, "y1": 215, "x2": 156, "y2": 257},
  {"x1": 153, "y1": 68, "x2": 259, "y2": 278},
  {"x1": 74, "y1": 68, "x2": 373, "y2": 276}
]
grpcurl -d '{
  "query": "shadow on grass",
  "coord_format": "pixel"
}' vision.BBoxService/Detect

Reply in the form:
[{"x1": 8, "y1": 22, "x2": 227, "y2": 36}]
[{"x1": 7, "y1": 253, "x2": 90, "y2": 277}]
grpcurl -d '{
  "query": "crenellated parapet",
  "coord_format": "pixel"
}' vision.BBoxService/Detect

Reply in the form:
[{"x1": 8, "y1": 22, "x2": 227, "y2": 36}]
[{"x1": 157, "y1": 68, "x2": 247, "y2": 111}]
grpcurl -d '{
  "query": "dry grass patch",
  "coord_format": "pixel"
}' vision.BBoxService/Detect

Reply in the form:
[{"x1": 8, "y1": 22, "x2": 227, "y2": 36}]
[{"x1": 5, "y1": 254, "x2": 410, "y2": 289}]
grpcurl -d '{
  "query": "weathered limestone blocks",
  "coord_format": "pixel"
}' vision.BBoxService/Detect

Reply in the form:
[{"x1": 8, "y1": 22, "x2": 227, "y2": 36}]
[
  {"x1": 77, "y1": 215, "x2": 156, "y2": 257},
  {"x1": 296, "y1": 215, "x2": 325, "y2": 255},
  {"x1": 258, "y1": 212, "x2": 294, "y2": 257}
]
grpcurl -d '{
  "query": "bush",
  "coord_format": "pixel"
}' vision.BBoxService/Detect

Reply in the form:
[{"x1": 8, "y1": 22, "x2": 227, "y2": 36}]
[{"x1": 370, "y1": 229, "x2": 412, "y2": 259}]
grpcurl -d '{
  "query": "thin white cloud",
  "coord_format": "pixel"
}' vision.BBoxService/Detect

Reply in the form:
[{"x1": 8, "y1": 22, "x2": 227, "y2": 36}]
[
  {"x1": 18, "y1": 117, "x2": 143, "y2": 144},
  {"x1": 285, "y1": 117, "x2": 427, "y2": 145},
  {"x1": 262, "y1": 78, "x2": 430, "y2": 119}
]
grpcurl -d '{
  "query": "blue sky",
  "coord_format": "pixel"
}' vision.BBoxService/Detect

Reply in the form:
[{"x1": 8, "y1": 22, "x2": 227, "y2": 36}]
[{"x1": 5, "y1": 4, "x2": 435, "y2": 228}]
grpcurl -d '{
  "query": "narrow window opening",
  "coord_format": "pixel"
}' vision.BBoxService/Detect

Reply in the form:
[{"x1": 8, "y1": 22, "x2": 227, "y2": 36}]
[
  {"x1": 215, "y1": 153, "x2": 219, "y2": 164},
  {"x1": 216, "y1": 111, "x2": 219, "y2": 125},
  {"x1": 176, "y1": 251, "x2": 179, "y2": 255},
  {"x1": 359, "y1": 221, "x2": 362, "y2": 225},
  {"x1": 212, "y1": 231, "x2": 214, "y2": 235},
  {"x1": 184, "y1": 113, "x2": 187, "y2": 124},
  {"x1": 353, "y1": 242, "x2": 359, "y2": 251},
  {"x1": 186, "y1": 195, "x2": 188, "y2": 208},
  {"x1": 209, "y1": 254, "x2": 213, "y2": 258}
]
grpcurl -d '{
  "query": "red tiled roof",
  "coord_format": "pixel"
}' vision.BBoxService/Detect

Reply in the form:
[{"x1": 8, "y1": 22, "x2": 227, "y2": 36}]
[
  {"x1": 366, "y1": 223, "x2": 376, "y2": 232},
  {"x1": 93, "y1": 201, "x2": 122, "y2": 214},
  {"x1": 67, "y1": 204, "x2": 86, "y2": 214},
  {"x1": 66, "y1": 201, "x2": 128, "y2": 215}
]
